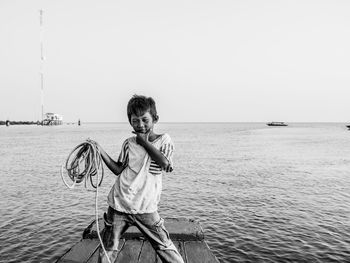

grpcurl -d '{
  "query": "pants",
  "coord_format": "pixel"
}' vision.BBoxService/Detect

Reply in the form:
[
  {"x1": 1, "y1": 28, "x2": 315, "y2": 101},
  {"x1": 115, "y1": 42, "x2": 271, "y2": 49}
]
[{"x1": 99, "y1": 206, "x2": 184, "y2": 263}]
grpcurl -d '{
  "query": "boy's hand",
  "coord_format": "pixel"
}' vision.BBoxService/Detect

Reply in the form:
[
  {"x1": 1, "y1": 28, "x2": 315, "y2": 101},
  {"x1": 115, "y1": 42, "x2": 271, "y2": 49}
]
[
  {"x1": 132, "y1": 131, "x2": 150, "y2": 146},
  {"x1": 86, "y1": 138, "x2": 101, "y2": 151},
  {"x1": 87, "y1": 138, "x2": 97, "y2": 146}
]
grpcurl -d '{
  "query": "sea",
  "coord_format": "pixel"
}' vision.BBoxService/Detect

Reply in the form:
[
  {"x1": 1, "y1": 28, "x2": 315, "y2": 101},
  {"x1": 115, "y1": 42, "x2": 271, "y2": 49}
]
[{"x1": 0, "y1": 122, "x2": 349, "y2": 263}]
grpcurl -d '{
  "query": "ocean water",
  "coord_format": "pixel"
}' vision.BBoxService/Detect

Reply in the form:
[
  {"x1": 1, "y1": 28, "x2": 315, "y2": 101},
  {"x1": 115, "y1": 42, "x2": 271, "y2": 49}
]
[{"x1": 0, "y1": 122, "x2": 350, "y2": 263}]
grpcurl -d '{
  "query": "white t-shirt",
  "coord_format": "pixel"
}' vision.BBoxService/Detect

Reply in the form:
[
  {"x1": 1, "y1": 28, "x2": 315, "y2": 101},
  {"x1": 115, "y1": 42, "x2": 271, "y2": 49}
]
[{"x1": 107, "y1": 133, "x2": 174, "y2": 214}]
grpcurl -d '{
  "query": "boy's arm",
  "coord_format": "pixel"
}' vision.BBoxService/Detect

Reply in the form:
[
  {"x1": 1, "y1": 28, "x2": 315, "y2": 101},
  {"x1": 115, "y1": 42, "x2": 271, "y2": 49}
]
[
  {"x1": 133, "y1": 132, "x2": 171, "y2": 170},
  {"x1": 97, "y1": 144, "x2": 125, "y2": 176}
]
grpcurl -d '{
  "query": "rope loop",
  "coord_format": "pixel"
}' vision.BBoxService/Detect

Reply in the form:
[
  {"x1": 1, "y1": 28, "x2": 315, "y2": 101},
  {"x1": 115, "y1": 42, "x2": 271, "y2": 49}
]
[
  {"x1": 61, "y1": 139, "x2": 111, "y2": 263},
  {"x1": 61, "y1": 140, "x2": 103, "y2": 190}
]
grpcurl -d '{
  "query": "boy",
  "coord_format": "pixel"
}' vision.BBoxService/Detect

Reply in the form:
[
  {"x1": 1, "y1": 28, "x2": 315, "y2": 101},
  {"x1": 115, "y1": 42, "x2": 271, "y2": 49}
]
[{"x1": 97, "y1": 95, "x2": 184, "y2": 263}]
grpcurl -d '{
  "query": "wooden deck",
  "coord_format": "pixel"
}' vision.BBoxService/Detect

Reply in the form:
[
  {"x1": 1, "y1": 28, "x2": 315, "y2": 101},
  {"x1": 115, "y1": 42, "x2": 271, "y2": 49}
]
[{"x1": 56, "y1": 218, "x2": 220, "y2": 263}]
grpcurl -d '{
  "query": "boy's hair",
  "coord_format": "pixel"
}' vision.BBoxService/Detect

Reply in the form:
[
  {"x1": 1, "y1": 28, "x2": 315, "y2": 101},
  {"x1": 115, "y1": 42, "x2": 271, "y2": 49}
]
[{"x1": 127, "y1": 95, "x2": 159, "y2": 123}]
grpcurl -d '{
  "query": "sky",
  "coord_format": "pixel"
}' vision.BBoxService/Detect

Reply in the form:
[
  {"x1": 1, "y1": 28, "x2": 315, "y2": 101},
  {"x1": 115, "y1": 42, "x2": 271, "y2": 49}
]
[{"x1": 1, "y1": 0, "x2": 350, "y2": 122}]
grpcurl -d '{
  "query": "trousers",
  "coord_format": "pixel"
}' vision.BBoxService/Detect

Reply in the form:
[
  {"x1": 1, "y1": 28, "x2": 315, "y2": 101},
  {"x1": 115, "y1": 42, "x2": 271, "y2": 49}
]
[{"x1": 99, "y1": 206, "x2": 184, "y2": 263}]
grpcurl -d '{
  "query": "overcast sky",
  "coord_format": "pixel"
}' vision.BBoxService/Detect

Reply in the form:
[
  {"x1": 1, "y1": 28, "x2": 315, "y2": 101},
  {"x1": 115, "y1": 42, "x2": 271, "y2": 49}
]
[{"x1": 1, "y1": 0, "x2": 350, "y2": 122}]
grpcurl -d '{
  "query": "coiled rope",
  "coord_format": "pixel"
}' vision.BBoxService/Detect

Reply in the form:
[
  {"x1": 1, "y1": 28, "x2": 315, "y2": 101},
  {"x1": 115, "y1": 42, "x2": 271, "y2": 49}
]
[{"x1": 61, "y1": 139, "x2": 111, "y2": 263}]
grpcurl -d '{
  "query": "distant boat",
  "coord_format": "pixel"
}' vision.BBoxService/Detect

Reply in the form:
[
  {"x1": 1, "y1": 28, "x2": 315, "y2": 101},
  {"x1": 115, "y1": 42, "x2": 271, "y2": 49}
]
[
  {"x1": 346, "y1": 124, "x2": 350, "y2": 130},
  {"x1": 41, "y1": 113, "x2": 63, "y2": 126},
  {"x1": 267, "y1": 122, "x2": 288, "y2": 127}
]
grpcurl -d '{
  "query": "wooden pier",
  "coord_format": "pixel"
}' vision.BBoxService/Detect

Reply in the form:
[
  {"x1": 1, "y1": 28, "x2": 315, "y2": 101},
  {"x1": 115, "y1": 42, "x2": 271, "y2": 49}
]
[{"x1": 56, "y1": 218, "x2": 220, "y2": 263}]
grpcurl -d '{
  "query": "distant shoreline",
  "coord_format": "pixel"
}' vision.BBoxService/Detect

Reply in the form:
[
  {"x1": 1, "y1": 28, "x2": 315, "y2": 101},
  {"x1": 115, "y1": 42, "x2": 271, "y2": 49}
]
[
  {"x1": 0, "y1": 120, "x2": 40, "y2": 125},
  {"x1": 1, "y1": 121, "x2": 348, "y2": 125}
]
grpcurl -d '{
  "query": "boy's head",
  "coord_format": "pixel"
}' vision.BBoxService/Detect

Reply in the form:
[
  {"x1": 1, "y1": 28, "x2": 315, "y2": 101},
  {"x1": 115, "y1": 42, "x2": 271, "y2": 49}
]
[{"x1": 127, "y1": 95, "x2": 159, "y2": 125}]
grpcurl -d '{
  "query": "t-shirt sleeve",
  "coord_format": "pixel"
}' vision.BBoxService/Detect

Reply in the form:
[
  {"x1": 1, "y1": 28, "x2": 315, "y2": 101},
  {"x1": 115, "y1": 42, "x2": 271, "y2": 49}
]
[
  {"x1": 159, "y1": 134, "x2": 174, "y2": 172},
  {"x1": 117, "y1": 139, "x2": 129, "y2": 166}
]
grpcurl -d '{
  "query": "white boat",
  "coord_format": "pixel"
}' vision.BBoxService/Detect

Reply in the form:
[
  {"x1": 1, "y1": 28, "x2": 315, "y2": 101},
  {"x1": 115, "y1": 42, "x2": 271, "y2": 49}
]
[
  {"x1": 267, "y1": 122, "x2": 288, "y2": 127},
  {"x1": 42, "y1": 113, "x2": 63, "y2": 125}
]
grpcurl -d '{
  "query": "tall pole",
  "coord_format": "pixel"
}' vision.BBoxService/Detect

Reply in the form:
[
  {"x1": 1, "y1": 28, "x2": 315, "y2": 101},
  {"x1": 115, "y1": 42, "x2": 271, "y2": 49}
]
[{"x1": 39, "y1": 9, "x2": 44, "y2": 122}]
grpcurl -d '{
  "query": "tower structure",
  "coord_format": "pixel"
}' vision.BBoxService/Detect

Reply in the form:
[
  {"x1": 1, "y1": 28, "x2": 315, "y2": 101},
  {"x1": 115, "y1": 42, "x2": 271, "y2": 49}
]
[{"x1": 39, "y1": 9, "x2": 44, "y2": 122}]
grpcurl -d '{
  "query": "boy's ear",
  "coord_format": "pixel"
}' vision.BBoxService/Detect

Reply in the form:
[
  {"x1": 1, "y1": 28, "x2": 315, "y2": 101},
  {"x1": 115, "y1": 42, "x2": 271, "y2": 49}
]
[{"x1": 154, "y1": 115, "x2": 159, "y2": 122}]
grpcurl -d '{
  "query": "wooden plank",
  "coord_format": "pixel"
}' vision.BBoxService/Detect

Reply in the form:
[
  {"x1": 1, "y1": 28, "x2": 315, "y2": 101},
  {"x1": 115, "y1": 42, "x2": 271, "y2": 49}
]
[
  {"x1": 165, "y1": 218, "x2": 204, "y2": 241},
  {"x1": 58, "y1": 239, "x2": 100, "y2": 263},
  {"x1": 85, "y1": 250, "x2": 99, "y2": 263},
  {"x1": 138, "y1": 240, "x2": 157, "y2": 263},
  {"x1": 87, "y1": 218, "x2": 204, "y2": 241},
  {"x1": 137, "y1": 240, "x2": 186, "y2": 263},
  {"x1": 86, "y1": 239, "x2": 126, "y2": 263},
  {"x1": 184, "y1": 241, "x2": 220, "y2": 263},
  {"x1": 57, "y1": 260, "x2": 85, "y2": 263},
  {"x1": 122, "y1": 218, "x2": 204, "y2": 241},
  {"x1": 115, "y1": 239, "x2": 143, "y2": 263},
  {"x1": 174, "y1": 241, "x2": 187, "y2": 263}
]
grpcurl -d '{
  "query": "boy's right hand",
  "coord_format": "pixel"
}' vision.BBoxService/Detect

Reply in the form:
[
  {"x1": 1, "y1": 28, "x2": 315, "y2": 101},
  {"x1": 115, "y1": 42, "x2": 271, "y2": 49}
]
[{"x1": 132, "y1": 131, "x2": 150, "y2": 146}]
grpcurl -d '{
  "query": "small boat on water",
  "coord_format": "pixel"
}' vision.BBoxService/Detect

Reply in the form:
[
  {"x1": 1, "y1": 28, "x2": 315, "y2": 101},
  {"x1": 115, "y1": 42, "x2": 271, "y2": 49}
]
[
  {"x1": 41, "y1": 113, "x2": 63, "y2": 126},
  {"x1": 267, "y1": 122, "x2": 288, "y2": 127},
  {"x1": 346, "y1": 125, "x2": 350, "y2": 130},
  {"x1": 55, "y1": 217, "x2": 219, "y2": 263}
]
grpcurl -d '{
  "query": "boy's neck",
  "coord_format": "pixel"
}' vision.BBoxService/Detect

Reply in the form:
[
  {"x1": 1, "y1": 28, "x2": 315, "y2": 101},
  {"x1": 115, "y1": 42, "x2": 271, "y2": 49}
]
[{"x1": 148, "y1": 131, "x2": 161, "y2": 142}]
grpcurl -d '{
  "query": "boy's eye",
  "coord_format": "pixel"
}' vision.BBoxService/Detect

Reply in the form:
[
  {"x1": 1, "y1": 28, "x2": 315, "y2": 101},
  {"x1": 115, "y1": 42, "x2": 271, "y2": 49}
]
[{"x1": 131, "y1": 118, "x2": 149, "y2": 124}]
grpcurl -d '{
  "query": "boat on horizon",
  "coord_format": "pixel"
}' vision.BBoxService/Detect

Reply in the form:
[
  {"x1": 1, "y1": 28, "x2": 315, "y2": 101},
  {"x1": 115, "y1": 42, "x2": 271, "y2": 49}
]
[
  {"x1": 41, "y1": 113, "x2": 63, "y2": 126},
  {"x1": 267, "y1": 122, "x2": 288, "y2": 127}
]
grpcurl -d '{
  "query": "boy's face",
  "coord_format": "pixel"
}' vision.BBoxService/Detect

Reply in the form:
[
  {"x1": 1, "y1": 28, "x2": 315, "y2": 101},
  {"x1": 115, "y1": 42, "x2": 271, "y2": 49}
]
[{"x1": 130, "y1": 111, "x2": 156, "y2": 134}]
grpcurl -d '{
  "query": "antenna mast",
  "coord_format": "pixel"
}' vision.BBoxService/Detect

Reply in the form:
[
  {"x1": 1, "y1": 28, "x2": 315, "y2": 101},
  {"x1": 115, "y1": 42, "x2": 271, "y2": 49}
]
[{"x1": 39, "y1": 9, "x2": 44, "y2": 122}]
